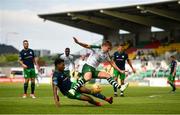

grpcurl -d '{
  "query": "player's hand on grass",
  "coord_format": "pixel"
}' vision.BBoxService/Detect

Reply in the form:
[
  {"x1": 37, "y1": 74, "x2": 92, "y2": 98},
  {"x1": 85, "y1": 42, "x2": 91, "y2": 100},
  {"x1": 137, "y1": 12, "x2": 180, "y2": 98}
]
[
  {"x1": 57, "y1": 95, "x2": 59, "y2": 101},
  {"x1": 55, "y1": 100, "x2": 60, "y2": 107},
  {"x1": 73, "y1": 37, "x2": 79, "y2": 44},
  {"x1": 55, "y1": 95, "x2": 60, "y2": 107}
]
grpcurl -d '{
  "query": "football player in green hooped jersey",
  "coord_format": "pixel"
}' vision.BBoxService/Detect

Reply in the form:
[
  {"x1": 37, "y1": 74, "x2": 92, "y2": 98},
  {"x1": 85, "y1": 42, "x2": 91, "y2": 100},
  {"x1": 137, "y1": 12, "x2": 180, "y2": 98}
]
[
  {"x1": 113, "y1": 44, "x2": 136, "y2": 97},
  {"x1": 68, "y1": 37, "x2": 129, "y2": 96},
  {"x1": 19, "y1": 40, "x2": 40, "y2": 98},
  {"x1": 59, "y1": 48, "x2": 75, "y2": 77}
]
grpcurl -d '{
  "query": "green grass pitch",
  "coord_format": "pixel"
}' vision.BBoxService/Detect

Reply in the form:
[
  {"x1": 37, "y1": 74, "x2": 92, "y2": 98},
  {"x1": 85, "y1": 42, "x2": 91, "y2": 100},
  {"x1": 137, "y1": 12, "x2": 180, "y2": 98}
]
[{"x1": 0, "y1": 83, "x2": 180, "y2": 114}]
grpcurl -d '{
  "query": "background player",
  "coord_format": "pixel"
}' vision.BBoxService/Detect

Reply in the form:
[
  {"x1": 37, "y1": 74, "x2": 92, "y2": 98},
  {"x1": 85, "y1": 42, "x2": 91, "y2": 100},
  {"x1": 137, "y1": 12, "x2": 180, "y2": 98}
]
[
  {"x1": 76, "y1": 55, "x2": 86, "y2": 78},
  {"x1": 168, "y1": 55, "x2": 177, "y2": 92},
  {"x1": 113, "y1": 44, "x2": 136, "y2": 97},
  {"x1": 19, "y1": 40, "x2": 39, "y2": 98},
  {"x1": 52, "y1": 58, "x2": 113, "y2": 107},
  {"x1": 59, "y1": 48, "x2": 75, "y2": 77}
]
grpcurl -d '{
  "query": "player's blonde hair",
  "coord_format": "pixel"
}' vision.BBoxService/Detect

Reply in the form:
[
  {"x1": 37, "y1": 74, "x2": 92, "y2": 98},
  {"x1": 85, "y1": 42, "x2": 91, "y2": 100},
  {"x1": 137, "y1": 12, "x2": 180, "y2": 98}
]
[{"x1": 102, "y1": 40, "x2": 112, "y2": 48}]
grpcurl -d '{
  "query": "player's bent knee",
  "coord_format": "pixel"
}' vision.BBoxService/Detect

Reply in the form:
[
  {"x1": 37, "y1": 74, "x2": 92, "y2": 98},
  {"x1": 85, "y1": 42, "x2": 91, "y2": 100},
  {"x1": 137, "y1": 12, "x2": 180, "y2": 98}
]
[{"x1": 84, "y1": 73, "x2": 92, "y2": 81}]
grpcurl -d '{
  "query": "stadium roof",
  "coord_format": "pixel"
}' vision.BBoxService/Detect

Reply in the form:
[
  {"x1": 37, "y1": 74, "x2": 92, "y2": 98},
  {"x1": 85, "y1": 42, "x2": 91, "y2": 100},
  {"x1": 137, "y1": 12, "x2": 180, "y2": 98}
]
[{"x1": 38, "y1": 0, "x2": 180, "y2": 35}]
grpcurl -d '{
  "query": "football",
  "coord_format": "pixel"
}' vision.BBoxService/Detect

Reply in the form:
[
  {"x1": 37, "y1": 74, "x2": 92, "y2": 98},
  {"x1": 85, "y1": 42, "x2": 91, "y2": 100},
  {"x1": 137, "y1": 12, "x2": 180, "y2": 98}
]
[{"x1": 91, "y1": 83, "x2": 102, "y2": 94}]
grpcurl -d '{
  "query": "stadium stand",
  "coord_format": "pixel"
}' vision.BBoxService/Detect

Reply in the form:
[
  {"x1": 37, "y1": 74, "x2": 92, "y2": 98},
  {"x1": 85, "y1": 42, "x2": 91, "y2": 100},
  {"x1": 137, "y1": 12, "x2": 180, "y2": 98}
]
[{"x1": 38, "y1": 0, "x2": 180, "y2": 86}]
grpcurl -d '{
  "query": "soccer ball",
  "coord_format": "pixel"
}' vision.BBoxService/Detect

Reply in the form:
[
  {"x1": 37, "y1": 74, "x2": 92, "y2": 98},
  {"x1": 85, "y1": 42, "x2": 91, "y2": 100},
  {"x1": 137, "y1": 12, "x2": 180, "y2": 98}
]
[{"x1": 91, "y1": 83, "x2": 102, "y2": 94}]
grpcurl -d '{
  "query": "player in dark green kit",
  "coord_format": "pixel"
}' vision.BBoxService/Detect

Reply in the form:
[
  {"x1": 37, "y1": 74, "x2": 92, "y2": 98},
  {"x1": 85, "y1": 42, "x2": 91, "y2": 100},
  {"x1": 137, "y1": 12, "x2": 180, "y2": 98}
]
[
  {"x1": 52, "y1": 58, "x2": 113, "y2": 107},
  {"x1": 113, "y1": 44, "x2": 136, "y2": 97},
  {"x1": 168, "y1": 56, "x2": 177, "y2": 92},
  {"x1": 19, "y1": 40, "x2": 39, "y2": 98}
]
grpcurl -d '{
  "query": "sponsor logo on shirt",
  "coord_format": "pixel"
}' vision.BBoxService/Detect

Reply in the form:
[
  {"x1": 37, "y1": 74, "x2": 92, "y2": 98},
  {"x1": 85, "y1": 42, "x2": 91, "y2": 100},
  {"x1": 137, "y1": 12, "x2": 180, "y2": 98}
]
[{"x1": 117, "y1": 59, "x2": 123, "y2": 61}]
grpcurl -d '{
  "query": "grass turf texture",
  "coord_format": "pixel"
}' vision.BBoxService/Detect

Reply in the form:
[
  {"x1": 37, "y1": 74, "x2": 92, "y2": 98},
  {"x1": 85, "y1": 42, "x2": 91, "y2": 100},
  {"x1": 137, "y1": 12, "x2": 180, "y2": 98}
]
[{"x1": 0, "y1": 83, "x2": 180, "y2": 114}]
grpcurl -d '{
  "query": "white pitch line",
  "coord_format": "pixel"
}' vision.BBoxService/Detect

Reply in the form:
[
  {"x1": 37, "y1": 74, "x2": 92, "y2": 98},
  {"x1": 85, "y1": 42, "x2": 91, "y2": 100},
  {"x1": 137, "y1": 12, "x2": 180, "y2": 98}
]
[{"x1": 149, "y1": 95, "x2": 161, "y2": 98}]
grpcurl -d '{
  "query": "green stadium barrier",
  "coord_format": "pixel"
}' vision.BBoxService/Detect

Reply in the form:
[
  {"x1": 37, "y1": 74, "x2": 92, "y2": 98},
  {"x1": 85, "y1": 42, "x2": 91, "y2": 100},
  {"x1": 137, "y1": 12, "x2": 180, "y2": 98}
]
[
  {"x1": 145, "y1": 70, "x2": 153, "y2": 77},
  {"x1": 176, "y1": 71, "x2": 180, "y2": 77},
  {"x1": 164, "y1": 70, "x2": 170, "y2": 77},
  {"x1": 157, "y1": 70, "x2": 164, "y2": 77}
]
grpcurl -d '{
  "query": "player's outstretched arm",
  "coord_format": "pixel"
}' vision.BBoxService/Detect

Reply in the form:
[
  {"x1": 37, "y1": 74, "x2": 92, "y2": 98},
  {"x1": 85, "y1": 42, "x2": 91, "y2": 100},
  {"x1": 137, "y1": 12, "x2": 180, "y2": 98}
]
[
  {"x1": 34, "y1": 57, "x2": 40, "y2": 71},
  {"x1": 73, "y1": 37, "x2": 91, "y2": 49},
  {"x1": 106, "y1": 53, "x2": 126, "y2": 74},
  {"x1": 127, "y1": 59, "x2": 136, "y2": 73},
  {"x1": 52, "y1": 82, "x2": 60, "y2": 107}
]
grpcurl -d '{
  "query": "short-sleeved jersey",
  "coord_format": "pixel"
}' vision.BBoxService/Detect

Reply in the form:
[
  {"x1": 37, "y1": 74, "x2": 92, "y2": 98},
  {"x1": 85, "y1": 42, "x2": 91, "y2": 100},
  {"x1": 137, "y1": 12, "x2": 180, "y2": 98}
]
[
  {"x1": 52, "y1": 71, "x2": 72, "y2": 95},
  {"x1": 170, "y1": 60, "x2": 177, "y2": 74},
  {"x1": 19, "y1": 49, "x2": 35, "y2": 69},
  {"x1": 113, "y1": 51, "x2": 128, "y2": 70},
  {"x1": 59, "y1": 54, "x2": 74, "y2": 71},
  {"x1": 86, "y1": 45, "x2": 111, "y2": 68}
]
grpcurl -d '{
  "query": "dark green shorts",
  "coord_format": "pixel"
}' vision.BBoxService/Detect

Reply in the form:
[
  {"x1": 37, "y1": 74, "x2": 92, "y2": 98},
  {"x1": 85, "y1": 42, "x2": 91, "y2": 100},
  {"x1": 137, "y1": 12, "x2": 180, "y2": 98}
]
[
  {"x1": 23, "y1": 68, "x2": 36, "y2": 79},
  {"x1": 168, "y1": 74, "x2": 175, "y2": 83},
  {"x1": 113, "y1": 69, "x2": 126, "y2": 80},
  {"x1": 82, "y1": 64, "x2": 100, "y2": 78}
]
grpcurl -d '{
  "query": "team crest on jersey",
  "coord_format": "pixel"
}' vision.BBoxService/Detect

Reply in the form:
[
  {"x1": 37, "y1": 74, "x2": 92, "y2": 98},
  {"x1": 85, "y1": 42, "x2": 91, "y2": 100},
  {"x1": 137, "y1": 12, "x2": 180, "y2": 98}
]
[
  {"x1": 24, "y1": 53, "x2": 27, "y2": 55},
  {"x1": 30, "y1": 52, "x2": 32, "y2": 54},
  {"x1": 122, "y1": 55, "x2": 124, "y2": 58}
]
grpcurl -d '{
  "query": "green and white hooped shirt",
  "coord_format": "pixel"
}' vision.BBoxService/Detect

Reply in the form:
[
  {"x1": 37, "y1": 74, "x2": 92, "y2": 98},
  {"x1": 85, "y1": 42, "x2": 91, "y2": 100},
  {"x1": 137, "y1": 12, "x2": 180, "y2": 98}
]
[
  {"x1": 86, "y1": 45, "x2": 111, "y2": 68},
  {"x1": 59, "y1": 54, "x2": 74, "y2": 71}
]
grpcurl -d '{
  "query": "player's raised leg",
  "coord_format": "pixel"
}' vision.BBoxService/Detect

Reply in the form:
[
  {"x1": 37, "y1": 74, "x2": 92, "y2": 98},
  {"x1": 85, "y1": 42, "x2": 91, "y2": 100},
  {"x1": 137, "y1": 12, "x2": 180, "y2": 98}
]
[
  {"x1": 98, "y1": 71, "x2": 129, "y2": 93},
  {"x1": 69, "y1": 68, "x2": 128, "y2": 96},
  {"x1": 113, "y1": 69, "x2": 118, "y2": 97},
  {"x1": 69, "y1": 71, "x2": 92, "y2": 95}
]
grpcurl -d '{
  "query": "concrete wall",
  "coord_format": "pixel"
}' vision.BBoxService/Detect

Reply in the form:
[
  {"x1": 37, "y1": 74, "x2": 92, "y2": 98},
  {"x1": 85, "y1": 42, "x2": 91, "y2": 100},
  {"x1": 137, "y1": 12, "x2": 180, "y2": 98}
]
[{"x1": 0, "y1": 67, "x2": 11, "y2": 76}]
